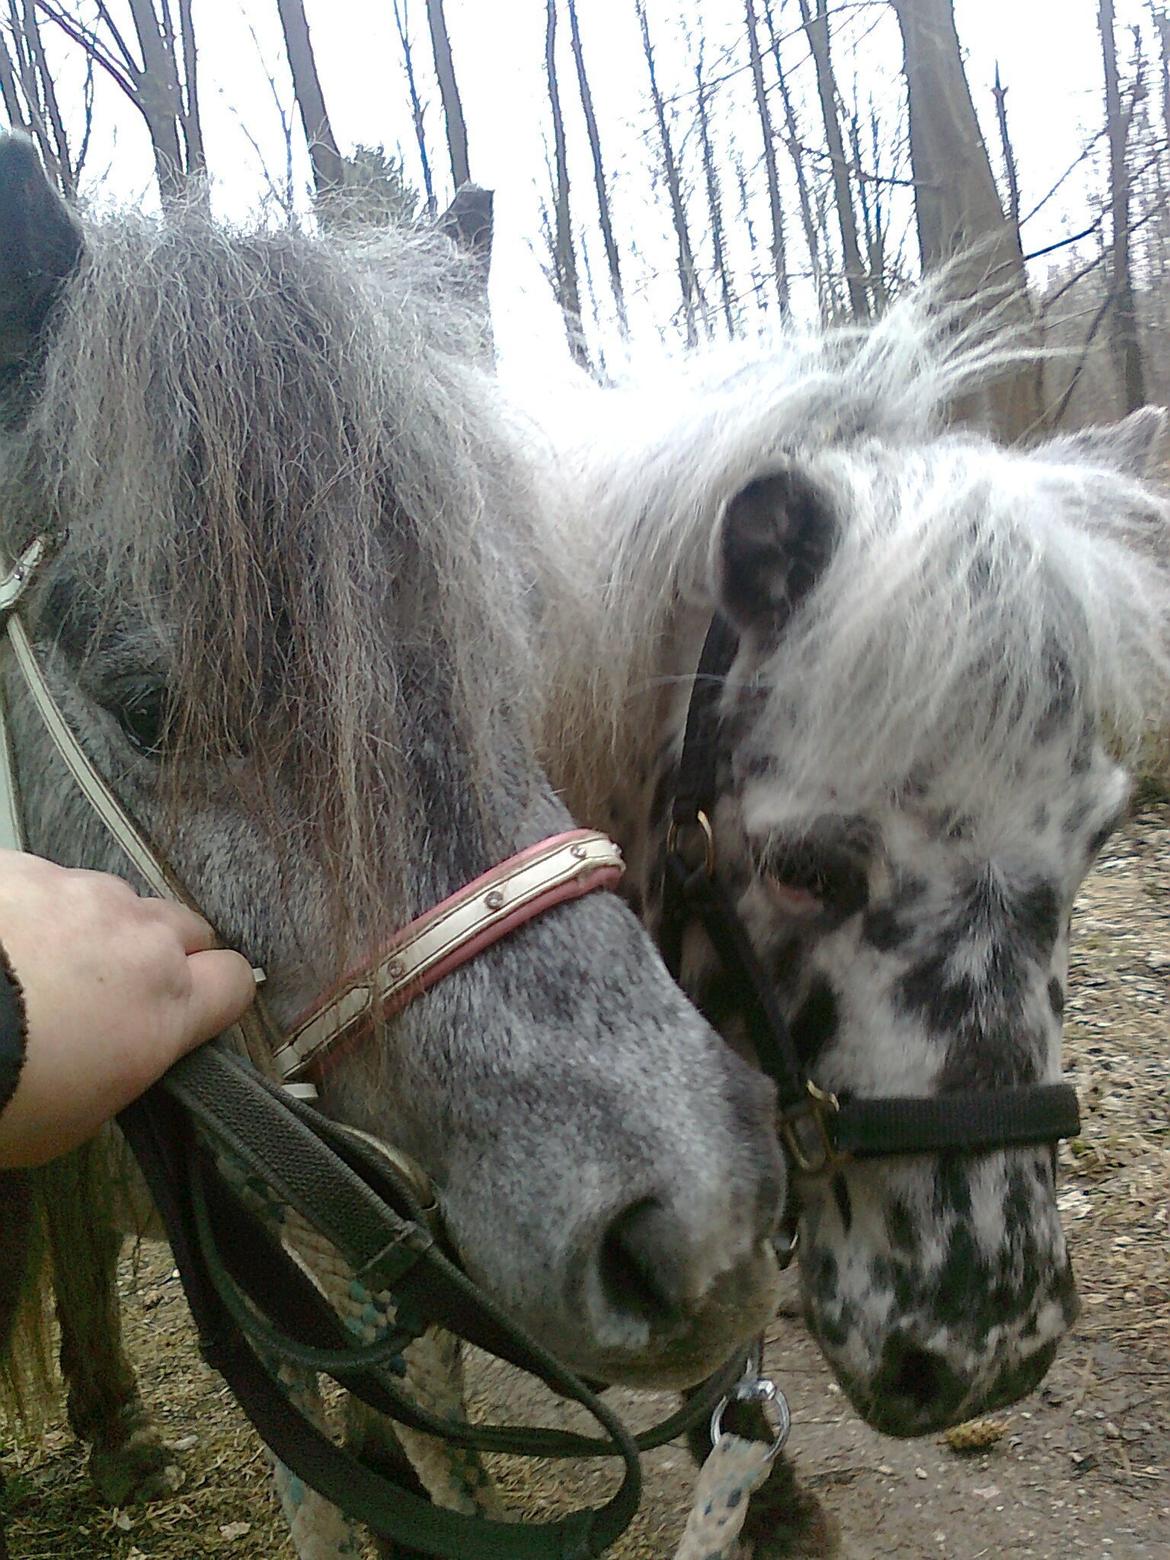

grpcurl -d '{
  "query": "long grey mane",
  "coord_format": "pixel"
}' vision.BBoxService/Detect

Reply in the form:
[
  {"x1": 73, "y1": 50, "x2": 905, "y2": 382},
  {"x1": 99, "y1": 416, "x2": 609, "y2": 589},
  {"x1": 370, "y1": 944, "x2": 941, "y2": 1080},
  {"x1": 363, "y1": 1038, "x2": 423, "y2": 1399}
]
[
  {"x1": 0, "y1": 211, "x2": 545, "y2": 924},
  {"x1": 530, "y1": 294, "x2": 1170, "y2": 809}
]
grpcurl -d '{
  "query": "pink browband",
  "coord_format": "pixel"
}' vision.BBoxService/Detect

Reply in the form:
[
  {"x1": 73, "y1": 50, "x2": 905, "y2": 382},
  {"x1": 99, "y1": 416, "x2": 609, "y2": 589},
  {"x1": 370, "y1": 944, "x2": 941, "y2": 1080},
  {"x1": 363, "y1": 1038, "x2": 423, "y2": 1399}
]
[{"x1": 272, "y1": 829, "x2": 625, "y2": 1081}]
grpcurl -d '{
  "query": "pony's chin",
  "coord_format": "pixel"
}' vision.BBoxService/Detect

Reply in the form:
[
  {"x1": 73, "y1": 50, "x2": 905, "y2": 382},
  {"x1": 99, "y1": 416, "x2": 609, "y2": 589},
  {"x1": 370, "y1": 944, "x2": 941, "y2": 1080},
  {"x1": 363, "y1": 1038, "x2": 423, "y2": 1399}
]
[{"x1": 573, "y1": 1247, "x2": 783, "y2": 1392}]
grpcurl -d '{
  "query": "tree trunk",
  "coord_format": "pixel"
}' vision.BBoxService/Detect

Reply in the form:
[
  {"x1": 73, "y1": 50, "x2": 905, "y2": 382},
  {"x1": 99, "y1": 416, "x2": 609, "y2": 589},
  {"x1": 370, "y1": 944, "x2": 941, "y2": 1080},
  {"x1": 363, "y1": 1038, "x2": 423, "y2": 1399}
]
[
  {"x1": 392, "y1": 0, "x2": 437, "y2": 215},
  {"x1": 0, "y1": 29, "x2": 29, "y2": 144},
  {"x1": 567, "y1": 0, "x2": 626, "y2": 333},
  {"x1": 696, "y1": 50, "x2": 735, "y2": 335},
  {"x1": 1152, "y1": 2, "x2": 1170, "y2": 283},
  {"x1": 18, "y1": 0, "x2": 74, "y2": 193},
  {"x1": 992, "y1": 65, "x2": 1021, "y2": 235},
  {"x1": 763, "y1": 0, "x2": 824, "y2": 313},
  {"x1": 1099, "y1": 0, "x2": 1147, "y2": 411},
  {"x1": 275, "y1": 0, "x2": 345, "y2": 198},
  {"x1": 732, "y1": 142, "x2": 769, "y2": 317},
  {"x1": 745, "y1": 0, "x2": 789, "y2": 315},
  {"x1": 891, "y1": 0, "x2": 1040, "y2": 437},
  {"x1": 177, "y1": 0, "x2": 205, "y2": 180},
  {"x1": 635, "y1": 0, "x2": 701, "y2": 345},
  {"x1": 545, "y1": 0, "x2": 586, "y2": 364},
  {"x1": 426, "y1": 0, "x2": 470, "y2": 188},
  {"x1": 126, "y1": 0, "x2": 187, "y2": 204},
  {"x1": 798, "y1": 0, "x2": 869, "y2": 319}
]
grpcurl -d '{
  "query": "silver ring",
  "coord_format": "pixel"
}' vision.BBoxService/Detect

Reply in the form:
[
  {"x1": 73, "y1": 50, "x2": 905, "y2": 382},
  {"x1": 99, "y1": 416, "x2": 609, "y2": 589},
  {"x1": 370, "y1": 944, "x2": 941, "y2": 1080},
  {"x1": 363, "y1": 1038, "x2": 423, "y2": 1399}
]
[{"x1": 710, "y1": 1374, "x2": 792, "y2": 1461}]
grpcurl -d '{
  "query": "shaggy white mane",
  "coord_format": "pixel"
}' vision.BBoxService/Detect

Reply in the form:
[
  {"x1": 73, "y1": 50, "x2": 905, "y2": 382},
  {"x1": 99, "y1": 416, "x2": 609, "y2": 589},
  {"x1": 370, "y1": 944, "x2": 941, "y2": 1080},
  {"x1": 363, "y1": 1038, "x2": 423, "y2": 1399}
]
[{"x1": 527, "y1": 293, "x2": 1170, "y2": 809}]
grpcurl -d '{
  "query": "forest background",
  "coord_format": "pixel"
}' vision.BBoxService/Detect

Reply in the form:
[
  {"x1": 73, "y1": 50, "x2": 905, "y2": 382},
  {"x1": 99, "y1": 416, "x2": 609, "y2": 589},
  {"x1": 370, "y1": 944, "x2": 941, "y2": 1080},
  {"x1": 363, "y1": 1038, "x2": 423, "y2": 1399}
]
[{"x1": 1, "y1": 1, "x2": 1165, "y2": 446}]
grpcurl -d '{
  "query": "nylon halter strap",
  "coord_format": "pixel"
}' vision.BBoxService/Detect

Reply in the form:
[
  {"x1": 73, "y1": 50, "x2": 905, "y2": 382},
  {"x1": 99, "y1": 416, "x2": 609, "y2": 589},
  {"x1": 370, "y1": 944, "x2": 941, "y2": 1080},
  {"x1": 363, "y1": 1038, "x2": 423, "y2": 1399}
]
[{"x1": 660, "y1": 614, "x2": 1083, "y2": 1180}]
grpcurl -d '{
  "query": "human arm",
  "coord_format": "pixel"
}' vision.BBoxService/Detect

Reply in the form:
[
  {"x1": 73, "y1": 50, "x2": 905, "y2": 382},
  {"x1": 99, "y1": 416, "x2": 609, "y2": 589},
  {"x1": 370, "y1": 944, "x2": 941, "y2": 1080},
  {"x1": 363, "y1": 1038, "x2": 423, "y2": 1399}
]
[{"x1": 0, "y1": 849, "x2": 256, "y2": 1168}]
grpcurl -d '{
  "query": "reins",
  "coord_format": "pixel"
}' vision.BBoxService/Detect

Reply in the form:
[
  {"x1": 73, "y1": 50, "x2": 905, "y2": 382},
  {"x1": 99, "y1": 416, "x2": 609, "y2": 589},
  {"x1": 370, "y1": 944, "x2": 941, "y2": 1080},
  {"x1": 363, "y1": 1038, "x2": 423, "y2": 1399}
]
[
  {"x1": 0, "y1": 533, "x2": 777, "y2": 1558},
  {"x1": 661, "y1": 614, "x2": 1083, "y2": 1244}
]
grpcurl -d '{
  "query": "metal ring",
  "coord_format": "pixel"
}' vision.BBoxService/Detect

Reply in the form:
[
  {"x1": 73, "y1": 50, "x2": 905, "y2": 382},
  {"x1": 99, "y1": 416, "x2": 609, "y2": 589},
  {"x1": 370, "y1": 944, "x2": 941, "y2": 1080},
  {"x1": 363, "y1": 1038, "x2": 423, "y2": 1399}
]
[
  {"x1": 709, "y1": 1373, "x2": 792, "y2": 1461},
  {"x1": 666, "y1": 808, "x2": 716, "y2": 877}
]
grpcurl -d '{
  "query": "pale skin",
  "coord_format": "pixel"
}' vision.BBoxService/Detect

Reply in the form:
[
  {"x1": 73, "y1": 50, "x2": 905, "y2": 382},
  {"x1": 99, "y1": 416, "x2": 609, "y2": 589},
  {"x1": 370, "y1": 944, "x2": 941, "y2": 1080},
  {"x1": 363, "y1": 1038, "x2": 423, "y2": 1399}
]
[{"x1": 0, "y1": 849, "x2": 256, "y2": 1168}]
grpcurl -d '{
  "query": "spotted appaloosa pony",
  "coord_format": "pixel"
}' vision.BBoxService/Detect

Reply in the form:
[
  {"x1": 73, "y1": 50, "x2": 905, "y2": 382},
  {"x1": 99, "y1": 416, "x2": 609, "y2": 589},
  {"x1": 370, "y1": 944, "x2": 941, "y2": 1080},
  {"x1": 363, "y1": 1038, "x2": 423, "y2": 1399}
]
[
  {"x1": 528, "y1": 304, "x2": 1170, "y2": 1554},
  {"x1": 0, "y1": 136, "x2": 785, "y2": 1533}
]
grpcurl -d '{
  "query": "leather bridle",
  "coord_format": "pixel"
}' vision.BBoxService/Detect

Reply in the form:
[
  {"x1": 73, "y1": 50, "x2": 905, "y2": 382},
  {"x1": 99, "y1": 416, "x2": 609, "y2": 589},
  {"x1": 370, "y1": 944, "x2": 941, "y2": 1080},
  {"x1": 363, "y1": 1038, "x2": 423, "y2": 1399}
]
[
  {"x1": 661, "y1": 615, "x2": 1083, "y2": 1257},
  {"x1": 0, "y1": 533, "x2": 771, "y2": 1559}
]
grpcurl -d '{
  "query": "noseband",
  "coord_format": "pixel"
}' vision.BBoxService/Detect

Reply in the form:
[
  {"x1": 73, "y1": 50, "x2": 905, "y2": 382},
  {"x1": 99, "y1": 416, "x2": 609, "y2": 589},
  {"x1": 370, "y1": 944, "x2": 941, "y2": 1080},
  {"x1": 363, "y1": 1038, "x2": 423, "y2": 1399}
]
[
  {"x1": 661, "y1": 615, "x2": 1082, "y2": 1250},
  {"x1": 1, "y1": 533, "x2": 775, "y2": 1558}
]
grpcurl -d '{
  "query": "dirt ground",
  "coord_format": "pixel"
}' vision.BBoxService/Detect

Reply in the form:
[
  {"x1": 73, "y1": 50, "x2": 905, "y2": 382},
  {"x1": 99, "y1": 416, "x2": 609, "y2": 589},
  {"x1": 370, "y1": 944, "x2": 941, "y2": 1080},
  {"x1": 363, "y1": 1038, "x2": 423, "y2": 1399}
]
[{"x1": 3, "y1": 802, "x2": 1169, "y2": 1560}]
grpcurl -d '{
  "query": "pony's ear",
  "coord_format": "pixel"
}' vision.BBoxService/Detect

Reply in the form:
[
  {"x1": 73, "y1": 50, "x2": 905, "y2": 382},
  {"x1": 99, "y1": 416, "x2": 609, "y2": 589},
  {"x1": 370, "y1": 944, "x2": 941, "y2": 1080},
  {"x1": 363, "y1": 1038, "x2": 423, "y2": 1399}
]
[
  {"x1": 436, "y1": 185, "x2": 493, "y2": 269},
  {"x1": 716, "y1": 467, "x2": 836, "y2": 638},
  {"x1": 1042, "y1": 406, "x2": 1167, "y2": 479},
  {"x1": 0, "y1": 135, "x2": 83, "y2": 386}
]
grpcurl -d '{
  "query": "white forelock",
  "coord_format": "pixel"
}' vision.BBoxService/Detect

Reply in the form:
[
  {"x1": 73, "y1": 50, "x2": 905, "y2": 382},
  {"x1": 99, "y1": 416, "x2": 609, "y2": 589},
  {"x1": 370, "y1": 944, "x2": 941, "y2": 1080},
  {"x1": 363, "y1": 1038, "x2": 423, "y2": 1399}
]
[{"x1": 525, "y1": 288, "x2": 1170, "y2": 807}]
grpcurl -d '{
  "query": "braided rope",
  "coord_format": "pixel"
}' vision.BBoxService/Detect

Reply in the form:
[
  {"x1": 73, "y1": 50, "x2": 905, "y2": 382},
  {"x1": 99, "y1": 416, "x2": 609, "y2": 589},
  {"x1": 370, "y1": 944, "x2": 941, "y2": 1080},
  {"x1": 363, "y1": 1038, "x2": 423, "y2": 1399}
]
[
  {"x1": 208, "y1": 1154, "x2": 503, "y2": 1555},
  {"x1": 211, "y1": 1160, "x2": 365, "y2": 1556},
  {"x1": 210, "y1": 1149, "x2": 771, "y2": 1559},
  {"x1": 671, "y1": 1433, "x2": 775, "y2": 1560}
]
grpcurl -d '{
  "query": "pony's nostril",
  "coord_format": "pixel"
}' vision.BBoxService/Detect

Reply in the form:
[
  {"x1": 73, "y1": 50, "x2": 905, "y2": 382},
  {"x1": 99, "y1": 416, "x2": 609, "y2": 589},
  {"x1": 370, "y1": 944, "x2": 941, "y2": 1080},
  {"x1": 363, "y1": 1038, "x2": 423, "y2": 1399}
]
[
  {"x1": 886, "y1": 1343, "x2": 943, "y2": 1409},
  {"x1": 598, "y1": 1197, "x2": 688, "y2": 1326}
]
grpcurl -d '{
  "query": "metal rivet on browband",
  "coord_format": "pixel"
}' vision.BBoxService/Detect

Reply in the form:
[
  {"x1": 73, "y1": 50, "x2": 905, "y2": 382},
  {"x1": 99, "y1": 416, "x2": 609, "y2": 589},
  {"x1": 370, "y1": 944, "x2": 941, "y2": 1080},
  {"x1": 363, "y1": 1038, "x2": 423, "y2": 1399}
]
[
  {"x1": 570, "y1": 843, "x2": 588, "y2": 860},
  {"x1": 386, "y1": 959, "x2": 406, "y2": 981},
  {"x1": 484, "y1": 888, "x2": 506, "y2": 911}
]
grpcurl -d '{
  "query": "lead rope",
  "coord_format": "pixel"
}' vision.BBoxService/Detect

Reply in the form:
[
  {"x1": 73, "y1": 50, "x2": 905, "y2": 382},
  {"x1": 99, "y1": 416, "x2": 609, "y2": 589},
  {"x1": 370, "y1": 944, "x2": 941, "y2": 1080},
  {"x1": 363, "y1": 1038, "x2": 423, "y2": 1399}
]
[
  {"x1": 671, "y1": 1354, "x2": 791, "y2": 1560},
  {"x1": 212, "y1": 1153, "x2": 505, "y2": 1557},
  {"x1": 672, "y1": 1436, "x2": 774, "y2": 1560},
  {"x1": 217, "y1": 1135, "x2": 789, "y2": 1560}
]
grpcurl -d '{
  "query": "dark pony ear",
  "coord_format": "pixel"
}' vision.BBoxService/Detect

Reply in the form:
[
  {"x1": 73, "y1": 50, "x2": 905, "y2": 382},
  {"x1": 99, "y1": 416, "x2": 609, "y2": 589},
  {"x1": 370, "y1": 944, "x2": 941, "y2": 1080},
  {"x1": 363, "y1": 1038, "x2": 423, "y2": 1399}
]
[
  {"x1": 436, "y1": 184, "x2": 493, "y2": 267},
  {"x1": 716, "y1": 466, "x2": 837, "y2": 638},
  {"x1": 1040, "y1": 406, "x2": 1167, "y2": 479},
  {"x1": 0, "y1": 135, "x2": 83, "y2": 391}
]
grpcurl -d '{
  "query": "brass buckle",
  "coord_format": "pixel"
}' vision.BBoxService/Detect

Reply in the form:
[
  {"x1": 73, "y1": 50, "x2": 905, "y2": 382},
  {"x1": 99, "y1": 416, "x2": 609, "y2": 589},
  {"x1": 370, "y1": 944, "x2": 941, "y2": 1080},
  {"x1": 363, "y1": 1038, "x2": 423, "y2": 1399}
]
[
  {"x1": 666, "y1": 808, "x2": 716, "y2": 877},
  {"x1": 780, "y1": 1080, "x2": 846, "y2": 1174}
]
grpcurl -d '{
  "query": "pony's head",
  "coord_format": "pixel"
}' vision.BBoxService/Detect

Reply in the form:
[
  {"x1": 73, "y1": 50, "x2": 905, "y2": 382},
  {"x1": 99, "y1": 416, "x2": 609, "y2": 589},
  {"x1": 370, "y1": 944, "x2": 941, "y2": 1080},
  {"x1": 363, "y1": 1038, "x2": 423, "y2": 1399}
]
[
  {"x1": 532, "y1": 299, "x2": 1170, "y2": 1431},
  {"x1": 0, "y1": 137, "x2": 784, "y2": 1389},
  {"x1": 697, "y1": 412, "x2": 1169, "y2": 1432}
]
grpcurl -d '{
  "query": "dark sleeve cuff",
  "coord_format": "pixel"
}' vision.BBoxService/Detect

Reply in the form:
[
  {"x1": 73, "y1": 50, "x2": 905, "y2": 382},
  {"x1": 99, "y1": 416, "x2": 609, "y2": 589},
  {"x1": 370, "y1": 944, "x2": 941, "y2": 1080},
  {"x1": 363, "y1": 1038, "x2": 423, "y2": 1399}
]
[{"x1": 0, "y1": 939, "x2": 28, "y2": 1117}]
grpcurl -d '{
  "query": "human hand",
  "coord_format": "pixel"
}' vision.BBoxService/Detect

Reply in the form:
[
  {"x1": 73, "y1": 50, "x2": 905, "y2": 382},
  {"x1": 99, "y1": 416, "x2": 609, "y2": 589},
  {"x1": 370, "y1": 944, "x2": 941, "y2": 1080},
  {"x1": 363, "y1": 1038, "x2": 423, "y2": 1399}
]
[{"x1": 0, "y1": 850, "x2": 256, "y2": 1167}]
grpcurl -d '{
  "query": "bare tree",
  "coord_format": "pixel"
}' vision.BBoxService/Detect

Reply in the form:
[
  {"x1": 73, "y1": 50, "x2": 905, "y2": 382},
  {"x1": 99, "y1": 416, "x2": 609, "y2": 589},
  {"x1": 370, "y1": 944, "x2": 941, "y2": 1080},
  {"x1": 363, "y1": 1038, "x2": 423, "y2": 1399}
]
[
  {"x1": 567, "y1": 0, "x2": 626, "y2": 333},
  {"x1": 2, "y1": 0, "x2": 82, "y2": 193},
  {"x1": 391, "y1": 0, "x2": 436, "y2": 215},
  {"x1": 745, "y1": 0, "x2": 789, "y2": 315},
  {"x1": 763, "y1": 0, "x2": 824, "y2": 311},
  {"x1": 797, "y1": 0, "x2": 869, "y2": 318},
  {"x1": 545, "y1": 0, "x2": 586, "y2": 363},
  {"x1": 426, "y1": 0, "x2": 470, "y2": 188},
  {"x1": 274, "y1": 0, "x2": 344, "y2": 197},
  {"x1": 1100, "y1": 0, "x2": 1148, "y2": 410},
  {"x1": 992, "y1": 64, "x2": 1021, "y2": 237},
  {"x1": 635, "y1": 0, "x2": 701, "y2": 345},
  {"x1": 732, "y1": 139, "x2": 769, "y2": 317},
  {"x1": 37, "y1": 0, "x2": 204, "y2": 205},
  {"x1": 696, "y1": 44, "x2": 735, "y2": 335},
  {"x1": 891, "y1": 0, "x2": 1040, "y2": 435},
  {"x1": 177, "y1": 0, "x2": 204, "y2": 178}
]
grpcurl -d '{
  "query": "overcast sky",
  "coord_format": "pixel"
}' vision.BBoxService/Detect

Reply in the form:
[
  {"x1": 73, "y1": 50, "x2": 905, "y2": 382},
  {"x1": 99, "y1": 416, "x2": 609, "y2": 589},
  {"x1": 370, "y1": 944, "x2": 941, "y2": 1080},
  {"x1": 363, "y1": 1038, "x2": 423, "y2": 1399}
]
[{"x1": 26, "y1": 0, "x2": 1156, "y2": 362}]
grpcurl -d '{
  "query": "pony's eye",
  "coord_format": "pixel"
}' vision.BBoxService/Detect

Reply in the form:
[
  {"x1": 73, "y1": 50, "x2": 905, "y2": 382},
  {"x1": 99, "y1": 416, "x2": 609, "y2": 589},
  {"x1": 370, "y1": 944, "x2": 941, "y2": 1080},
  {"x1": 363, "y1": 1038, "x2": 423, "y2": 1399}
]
[
  {"x1": 761, "y1": 838, "x2": 869, "y2": 919},
  {"x1": 764, "y1": 877, "x2": 824, "y2": 917},
  {"x1": 106, "y1": 678, "x2": 173, "y2": 757}
]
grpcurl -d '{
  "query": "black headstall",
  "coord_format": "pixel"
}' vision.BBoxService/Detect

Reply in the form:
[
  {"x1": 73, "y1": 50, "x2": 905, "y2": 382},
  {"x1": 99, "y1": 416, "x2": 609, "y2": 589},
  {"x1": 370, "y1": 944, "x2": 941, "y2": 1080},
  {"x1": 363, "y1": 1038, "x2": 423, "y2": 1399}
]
[{"x1": 660, "y1": 615, "x2": 1083, "y2": 1239}]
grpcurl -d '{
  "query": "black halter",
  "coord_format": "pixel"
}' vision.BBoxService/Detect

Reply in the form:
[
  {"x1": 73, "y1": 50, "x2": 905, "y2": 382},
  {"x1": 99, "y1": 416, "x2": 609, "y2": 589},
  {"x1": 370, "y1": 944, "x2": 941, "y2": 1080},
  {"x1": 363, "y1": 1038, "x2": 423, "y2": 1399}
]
[{"x1": 660, "y1": 616, "x2": 1082, "y2": 1206}]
